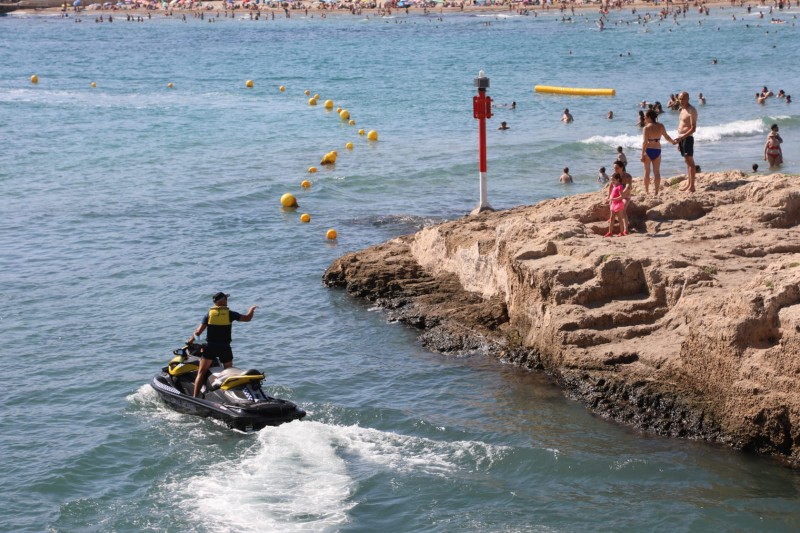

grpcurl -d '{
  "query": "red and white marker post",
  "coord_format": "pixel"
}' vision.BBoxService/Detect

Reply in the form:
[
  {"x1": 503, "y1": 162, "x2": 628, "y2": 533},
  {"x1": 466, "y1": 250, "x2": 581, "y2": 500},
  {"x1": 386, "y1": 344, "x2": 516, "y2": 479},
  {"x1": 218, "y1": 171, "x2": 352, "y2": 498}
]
[{"x1": 472, "y1": 70, "x2": 494, "y2": 215}]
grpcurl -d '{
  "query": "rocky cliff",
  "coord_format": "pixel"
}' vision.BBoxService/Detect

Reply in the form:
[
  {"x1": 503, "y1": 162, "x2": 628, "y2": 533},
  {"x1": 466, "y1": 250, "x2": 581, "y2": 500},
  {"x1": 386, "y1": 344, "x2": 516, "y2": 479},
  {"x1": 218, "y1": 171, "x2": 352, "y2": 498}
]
[{"x1": 323, "y1": 171, "x2": 800, "y2": 466}]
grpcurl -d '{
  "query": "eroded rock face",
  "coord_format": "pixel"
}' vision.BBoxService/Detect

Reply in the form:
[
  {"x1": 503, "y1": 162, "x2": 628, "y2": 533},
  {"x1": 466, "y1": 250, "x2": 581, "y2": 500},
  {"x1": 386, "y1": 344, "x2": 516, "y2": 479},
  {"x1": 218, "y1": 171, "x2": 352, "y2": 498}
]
[{"x1": 323, "y1": 171, "x2": 800, "y2": 466}]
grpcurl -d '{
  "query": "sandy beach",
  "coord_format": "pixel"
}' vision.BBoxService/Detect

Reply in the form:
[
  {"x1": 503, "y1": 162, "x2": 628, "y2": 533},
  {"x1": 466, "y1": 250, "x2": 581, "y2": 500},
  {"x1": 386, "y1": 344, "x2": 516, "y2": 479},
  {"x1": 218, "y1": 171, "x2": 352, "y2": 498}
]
[{"x1": 9, "y1": 0, "x2": 767, "y2": 19}]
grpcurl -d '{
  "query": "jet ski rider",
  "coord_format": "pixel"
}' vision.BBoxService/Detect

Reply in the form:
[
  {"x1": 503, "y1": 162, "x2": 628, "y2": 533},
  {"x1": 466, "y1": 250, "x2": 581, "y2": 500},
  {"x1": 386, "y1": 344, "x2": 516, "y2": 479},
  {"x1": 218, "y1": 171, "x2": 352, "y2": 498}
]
[{"x1": 188, "y1": 292, "x2": 258, "y2": 398}]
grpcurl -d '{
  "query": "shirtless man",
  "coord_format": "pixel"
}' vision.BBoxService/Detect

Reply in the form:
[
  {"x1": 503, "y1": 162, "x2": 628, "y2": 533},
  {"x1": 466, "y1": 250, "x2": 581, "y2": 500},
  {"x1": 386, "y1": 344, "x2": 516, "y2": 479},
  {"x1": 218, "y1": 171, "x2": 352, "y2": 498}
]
[{"x1": 675, "y1": 92, "x2": 698, "y2": 193}]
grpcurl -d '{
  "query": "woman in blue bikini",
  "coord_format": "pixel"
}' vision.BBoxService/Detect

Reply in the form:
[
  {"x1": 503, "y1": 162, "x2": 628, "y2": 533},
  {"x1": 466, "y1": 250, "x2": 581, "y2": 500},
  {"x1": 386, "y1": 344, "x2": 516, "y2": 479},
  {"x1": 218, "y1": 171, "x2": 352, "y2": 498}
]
[{"x1": 641, "y1": 109, "x2": 677, "y2": 195}]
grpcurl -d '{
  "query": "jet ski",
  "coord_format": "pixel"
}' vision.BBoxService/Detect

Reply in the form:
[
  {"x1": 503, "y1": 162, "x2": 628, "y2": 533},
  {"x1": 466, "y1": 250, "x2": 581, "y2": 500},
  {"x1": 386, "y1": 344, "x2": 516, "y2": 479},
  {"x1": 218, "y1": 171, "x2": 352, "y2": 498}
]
[{"x1": 150, "y1": 344, "x2": 306, "y2": 431}]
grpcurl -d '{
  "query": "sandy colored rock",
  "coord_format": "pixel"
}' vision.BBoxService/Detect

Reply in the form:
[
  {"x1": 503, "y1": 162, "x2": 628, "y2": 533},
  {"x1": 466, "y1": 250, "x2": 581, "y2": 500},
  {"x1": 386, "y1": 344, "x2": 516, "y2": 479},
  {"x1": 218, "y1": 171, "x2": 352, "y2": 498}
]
[{"x1": 324, "y1": 171, "x2": 800, "y2": 466}]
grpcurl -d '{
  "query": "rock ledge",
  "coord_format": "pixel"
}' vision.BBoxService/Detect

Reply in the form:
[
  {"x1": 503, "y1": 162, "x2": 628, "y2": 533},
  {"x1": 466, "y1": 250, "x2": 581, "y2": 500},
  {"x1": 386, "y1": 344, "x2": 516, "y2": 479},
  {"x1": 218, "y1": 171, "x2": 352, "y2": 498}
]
[{"x1": 324, "y1": 171, "x2": 800, "y2": 466}]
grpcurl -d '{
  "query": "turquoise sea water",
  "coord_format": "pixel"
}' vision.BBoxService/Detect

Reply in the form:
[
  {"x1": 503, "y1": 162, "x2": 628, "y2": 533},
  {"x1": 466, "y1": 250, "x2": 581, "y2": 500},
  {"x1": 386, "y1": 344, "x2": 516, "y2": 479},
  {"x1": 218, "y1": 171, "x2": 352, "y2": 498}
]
[{"x1": 2, "y1": 6, "x2": 800, "y2": 532}]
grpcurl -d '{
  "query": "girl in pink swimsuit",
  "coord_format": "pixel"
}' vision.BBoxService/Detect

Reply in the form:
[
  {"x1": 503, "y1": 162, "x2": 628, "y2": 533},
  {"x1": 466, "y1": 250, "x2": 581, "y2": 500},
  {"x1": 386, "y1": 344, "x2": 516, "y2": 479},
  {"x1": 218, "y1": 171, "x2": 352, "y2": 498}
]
[{"x1": 605, "y1": 174, "x2": 628, "y2": 237}]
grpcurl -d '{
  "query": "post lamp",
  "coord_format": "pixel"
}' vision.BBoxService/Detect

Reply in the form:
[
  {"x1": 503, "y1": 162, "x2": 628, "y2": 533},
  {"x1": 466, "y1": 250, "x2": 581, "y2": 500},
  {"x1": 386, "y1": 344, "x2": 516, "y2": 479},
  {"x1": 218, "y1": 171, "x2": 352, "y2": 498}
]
[{"x1": 472, "y1": 70, "x2": 494, "y2": 215}]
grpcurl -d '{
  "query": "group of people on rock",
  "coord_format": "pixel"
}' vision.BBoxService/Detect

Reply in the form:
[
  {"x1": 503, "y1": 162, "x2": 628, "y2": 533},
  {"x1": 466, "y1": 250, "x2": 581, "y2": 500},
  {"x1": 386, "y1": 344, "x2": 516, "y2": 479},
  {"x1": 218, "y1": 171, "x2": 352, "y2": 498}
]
[{"x1": 602, "y1": 91, "x2": 698, "y2": 237}]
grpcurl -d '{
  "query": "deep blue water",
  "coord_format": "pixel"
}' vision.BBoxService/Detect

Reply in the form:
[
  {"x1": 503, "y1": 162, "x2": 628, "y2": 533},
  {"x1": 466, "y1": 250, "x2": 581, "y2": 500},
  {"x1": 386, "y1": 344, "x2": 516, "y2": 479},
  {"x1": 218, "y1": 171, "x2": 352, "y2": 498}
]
[{"x1": 2, "y1": 6, "x2": 800, "y2": 532}]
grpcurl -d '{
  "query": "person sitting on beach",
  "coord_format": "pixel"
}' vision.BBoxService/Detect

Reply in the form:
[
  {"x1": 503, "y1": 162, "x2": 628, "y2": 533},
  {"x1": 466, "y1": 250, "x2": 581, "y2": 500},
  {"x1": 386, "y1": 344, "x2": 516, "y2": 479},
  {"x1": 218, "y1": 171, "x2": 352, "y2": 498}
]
[
  {"x1": 764, "y1": 124, "x2": 784, "y2": 167},
  {"x1": 597, "y1": 166, "x2": 609, "y2": 184},
  {"x1": 498, "y1": 121, "x2": 510, "y2": 130},
  {"x1": 605, "y1": 173, "x2": 628, "y2": 237},
  {"x1": 641, "y1": 109, "x2": 676, "y2": 195},
  {"x1": 559, "y1": 167, "x2": 573, "y2": 183},
  {"x1": 616, "y1": 146, "x2": 628, "y2": 167},
  {"x1": 561, "y1": 108, "x2": 574, "y2": 123}
]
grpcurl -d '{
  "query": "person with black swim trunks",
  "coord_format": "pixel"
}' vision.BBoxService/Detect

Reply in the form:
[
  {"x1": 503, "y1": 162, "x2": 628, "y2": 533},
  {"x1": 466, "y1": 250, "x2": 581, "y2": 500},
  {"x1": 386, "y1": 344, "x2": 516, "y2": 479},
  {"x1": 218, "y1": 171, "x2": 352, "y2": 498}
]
[
  {"x1": 188, "y1": 292, "x2": 258, "y2": 398},
  {"x1": 641, "y1": 109, "x2": 676, "y2": 195},
  {"x1": 675, "y1": 91, "x2": 698, "y2": 193}
]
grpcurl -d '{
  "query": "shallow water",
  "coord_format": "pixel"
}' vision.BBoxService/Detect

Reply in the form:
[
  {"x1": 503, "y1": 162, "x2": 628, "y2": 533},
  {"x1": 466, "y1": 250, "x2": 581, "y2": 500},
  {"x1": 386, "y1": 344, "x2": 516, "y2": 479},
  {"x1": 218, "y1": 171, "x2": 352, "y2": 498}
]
[{"x1": 2, "y1": 7, "x2": 800, "y2": 532}]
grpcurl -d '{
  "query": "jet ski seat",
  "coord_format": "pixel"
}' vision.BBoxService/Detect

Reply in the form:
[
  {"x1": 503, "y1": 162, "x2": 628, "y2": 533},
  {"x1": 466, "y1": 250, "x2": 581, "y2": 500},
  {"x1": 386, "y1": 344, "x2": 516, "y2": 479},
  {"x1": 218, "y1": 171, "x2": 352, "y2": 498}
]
[{"x1": 209, "y1": 367, "x2": 265, "y2": 391}]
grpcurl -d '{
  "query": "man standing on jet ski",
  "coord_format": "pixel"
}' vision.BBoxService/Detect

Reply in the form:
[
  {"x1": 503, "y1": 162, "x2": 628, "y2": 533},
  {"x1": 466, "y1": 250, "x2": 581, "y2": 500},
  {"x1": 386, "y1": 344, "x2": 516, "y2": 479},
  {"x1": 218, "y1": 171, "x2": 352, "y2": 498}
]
[{"x1": 188, "y1": 292, "x2": 258, "y2": 398}]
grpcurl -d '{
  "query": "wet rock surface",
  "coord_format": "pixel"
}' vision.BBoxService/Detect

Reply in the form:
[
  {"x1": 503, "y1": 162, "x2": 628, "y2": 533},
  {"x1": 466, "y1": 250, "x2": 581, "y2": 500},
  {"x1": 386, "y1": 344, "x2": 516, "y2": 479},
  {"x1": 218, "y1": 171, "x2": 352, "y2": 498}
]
[{"x1": 324, "y1": 171, "x2": 800, "y2": 466}]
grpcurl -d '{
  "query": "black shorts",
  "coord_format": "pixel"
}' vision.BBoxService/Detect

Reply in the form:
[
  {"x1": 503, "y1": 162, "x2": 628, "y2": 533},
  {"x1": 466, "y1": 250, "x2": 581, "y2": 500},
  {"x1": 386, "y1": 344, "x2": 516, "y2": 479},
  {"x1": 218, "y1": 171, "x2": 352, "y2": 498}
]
[
  {"x1": 202, "y1": 343, "x2": 233, "y2": 364},
  {"x1": 678, "y1": 136, "x2": 694, "y2": 157}
]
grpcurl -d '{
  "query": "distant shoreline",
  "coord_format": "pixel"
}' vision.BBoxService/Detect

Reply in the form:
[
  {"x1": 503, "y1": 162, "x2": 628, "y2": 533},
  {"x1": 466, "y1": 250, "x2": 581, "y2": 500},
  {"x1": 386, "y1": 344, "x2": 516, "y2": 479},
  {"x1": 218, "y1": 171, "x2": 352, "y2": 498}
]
[{"x1": 5, "y1": 0, "x2": 760, "y2": 20}]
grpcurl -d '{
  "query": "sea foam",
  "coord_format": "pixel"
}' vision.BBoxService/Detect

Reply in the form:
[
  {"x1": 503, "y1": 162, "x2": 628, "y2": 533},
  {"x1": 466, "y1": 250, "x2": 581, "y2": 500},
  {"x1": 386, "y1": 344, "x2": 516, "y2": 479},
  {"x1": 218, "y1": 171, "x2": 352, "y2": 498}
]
[
  {"x1": 581, "y1": 118, "x2": 768, "y2": 149},
  {"x1": 177, "y1": 421, "x2": 507, "y2": 532}
]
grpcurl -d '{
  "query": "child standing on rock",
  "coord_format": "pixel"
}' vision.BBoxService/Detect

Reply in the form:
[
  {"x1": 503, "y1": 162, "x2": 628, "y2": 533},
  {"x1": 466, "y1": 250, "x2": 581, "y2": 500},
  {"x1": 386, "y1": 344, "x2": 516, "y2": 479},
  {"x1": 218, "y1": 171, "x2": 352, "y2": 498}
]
[{"x1": 605, "y1": 173, "x2": 628, "y2": 237}]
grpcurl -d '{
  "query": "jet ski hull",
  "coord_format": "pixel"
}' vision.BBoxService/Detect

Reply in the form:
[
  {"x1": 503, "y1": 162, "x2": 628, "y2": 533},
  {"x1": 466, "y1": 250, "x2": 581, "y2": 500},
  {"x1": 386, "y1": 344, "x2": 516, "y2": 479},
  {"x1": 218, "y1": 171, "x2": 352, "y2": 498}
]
[{"x1": 151, "y1": 363, "x2": 306, "y2": 431}]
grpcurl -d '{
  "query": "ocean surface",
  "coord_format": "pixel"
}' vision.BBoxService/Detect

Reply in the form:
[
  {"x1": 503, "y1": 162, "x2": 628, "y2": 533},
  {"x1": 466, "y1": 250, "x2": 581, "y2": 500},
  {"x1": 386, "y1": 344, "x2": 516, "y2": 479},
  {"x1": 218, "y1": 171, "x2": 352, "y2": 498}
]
[{"x1": 2, "y1": 6, "x2": 800, "y2": 532}]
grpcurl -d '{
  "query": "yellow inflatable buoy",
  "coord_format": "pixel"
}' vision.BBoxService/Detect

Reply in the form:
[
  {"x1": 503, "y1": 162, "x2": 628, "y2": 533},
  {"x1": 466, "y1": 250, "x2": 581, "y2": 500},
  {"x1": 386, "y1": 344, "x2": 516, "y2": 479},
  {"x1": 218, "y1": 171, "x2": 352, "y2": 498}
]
[
  {"x1": 348, "y1": 119, "x2": 356, "y2": 126},
  {"x1": 321, "y1": 151, "x2": 338, "y2": 165},
  {"x1": 339, "y1": 109, "x2": 350, "y2": 120},
  {"x1": 308, "y1": 166, "x2": 317, "y2": 174},
  {"x1": 534, "y1": 85, "x2": 615, "y2": 96},
  {"x1": 280, "y1": 193, "x2": 298, "y2": 208},
  {"x1": 326, "y1": 229, "x2": 338, "y2": 240},
  {"x1": 300, "y1": 213, "x2": 311, "y2": 223},
  {"x1": 324, "y1": 99, "x2": 334, "y2": 110},
  {"x1": 30, "y1": 74, "x2": 39, "y2": 84},
  {"x1": 90, "y1": 82, "x2": 97, "y2": 88},
  {"x1": 358, "y1": 129, "x2": 365, "y2": 136},
  {"x1": 345, "y1": 142, "x2": 354, "y2": 150},
  {"x1": 313, "y1": 94, "x2": 320, "y2": 100},
  {"x1": 308, "y1": 98, "x2": 318, "y2": 106},
  {"x1": 367, "y1": 130, "x2": 379, "y2": 141},
  {"x1": 167, "y1": 82, "x2": 174, "y2": 88},
  {"x1": 246, "y1": 80, "x2": 254, "y2": 88},
  {"x1": 304, "y1": 89, "x2": 311, "y2": 95},
  {"x1": 279, "y1": 85, "x2": 285, "y2": 92},
  {"x1": 301, "y1": 179, "x2": 312, "y2": 189}
]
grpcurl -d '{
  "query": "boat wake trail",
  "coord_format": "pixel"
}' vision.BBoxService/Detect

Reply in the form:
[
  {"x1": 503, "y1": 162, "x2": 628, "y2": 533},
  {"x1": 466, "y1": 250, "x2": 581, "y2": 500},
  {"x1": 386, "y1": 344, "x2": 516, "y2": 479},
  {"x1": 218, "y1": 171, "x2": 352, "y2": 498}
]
[{"x1": 172, "y1": 421, "x2": 507, "y2": 532}]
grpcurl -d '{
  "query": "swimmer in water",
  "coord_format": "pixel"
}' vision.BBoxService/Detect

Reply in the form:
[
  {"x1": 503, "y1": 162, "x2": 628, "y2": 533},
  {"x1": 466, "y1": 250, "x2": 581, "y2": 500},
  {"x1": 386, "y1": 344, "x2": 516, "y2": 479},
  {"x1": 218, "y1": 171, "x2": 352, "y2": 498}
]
[
  {"x1": 498, "y1": 121, "x2": 510, "y2": 130},
  {"x1": 562, "y1": 108, "x2": 574, "y2": 123}
]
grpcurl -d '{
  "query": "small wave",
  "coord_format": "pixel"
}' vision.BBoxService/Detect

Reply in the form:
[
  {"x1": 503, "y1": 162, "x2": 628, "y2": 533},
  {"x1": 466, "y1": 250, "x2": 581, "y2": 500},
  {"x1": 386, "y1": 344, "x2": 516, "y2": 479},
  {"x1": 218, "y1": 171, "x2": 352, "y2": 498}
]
[
  {"x1": 126, "y1": 383, "x2": 160, "y2": 406},
  {"x1": 696, "y1": 118, "x2": 766, "y2": 142},
  {"x1": 352, "y1": 213, "x2": 445, "y2": 230},
  {"x1": 581, "y1": 118, "x2": 769, "y2": 149},
  {"x1": 765, "y1": 114, "x2": 800, "y2": 127},
  {"x1": 581, "y1": 133, "x2": 641, "y2": 149}
]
